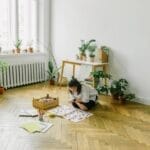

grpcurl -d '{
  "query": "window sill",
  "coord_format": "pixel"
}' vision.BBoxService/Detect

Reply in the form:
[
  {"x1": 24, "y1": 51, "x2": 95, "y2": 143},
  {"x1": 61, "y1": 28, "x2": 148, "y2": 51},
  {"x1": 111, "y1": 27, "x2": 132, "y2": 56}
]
[{"x1": 0, "y1": 52, "x2": 46, "y2": 58}]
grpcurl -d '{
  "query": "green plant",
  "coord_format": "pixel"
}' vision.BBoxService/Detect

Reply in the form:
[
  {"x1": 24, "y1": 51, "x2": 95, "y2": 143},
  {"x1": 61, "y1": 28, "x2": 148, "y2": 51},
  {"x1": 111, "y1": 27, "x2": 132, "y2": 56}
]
[
  {"x1": 14, "y1": 39, "x2": 22, "y2": 49},
  {"x1": 88, "y1": 44, "x2": 97, "y2": 57},
  {"x1": 79, "y1": 39, "x2": 96, "y2": 56},
  {"x1": 123, "y1": 93, "x2": 135, "y2": 101},
  {"x1": 101, "y1": 46, "x2": 109, "y2": 55},
  {"x1": 47, "y1": 61, "x2": 60, "y2": 81},
  {"x1": 91, "y1": 70, "x2": 111, "y2": 89},
  {"x1": 0, "y1": 61, "x2": 8, "y2": 86},
  {"x1": 110, "y1": 79, "x2": 128, "y2": 97}
]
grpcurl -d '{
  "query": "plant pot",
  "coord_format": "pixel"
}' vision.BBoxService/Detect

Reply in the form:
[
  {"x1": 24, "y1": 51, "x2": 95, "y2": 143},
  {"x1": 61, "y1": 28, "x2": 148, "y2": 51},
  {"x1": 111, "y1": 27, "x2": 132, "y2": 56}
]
[
  {"x1": 90, "y1": 57, "x2": 95, "y2": 62},
  {"x1": 119, "y1": 96, "x2": 126, "y2": 104},
  {"x1": 28, "y1": 47, "x2": 33, "y2": 53},
  {"x1": 16, "y1": 48, "x2": 20, "y2": 53},
  {"x1": 49, "y1": 80, "x2": 55, "y2": 85},
  {"x1": 79, "y1": 54, "x2": 86, "y2": 61},
  {"x1": 0, "y1": 86, "x2": 5, "y2": 94},
  {"x1": 112, "y1": 94, "x2": 119, "y2": 100},
  {"x1": 101, "y1": 49, "x2": 108, "y2": 63}
]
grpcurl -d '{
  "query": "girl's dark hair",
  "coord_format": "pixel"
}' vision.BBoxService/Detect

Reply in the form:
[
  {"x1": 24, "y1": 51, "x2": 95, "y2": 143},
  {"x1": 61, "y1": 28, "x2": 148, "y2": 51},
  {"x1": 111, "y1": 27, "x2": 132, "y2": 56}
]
[{"x1": 68, "y1": 77, "x2": 81, "y2": 94}]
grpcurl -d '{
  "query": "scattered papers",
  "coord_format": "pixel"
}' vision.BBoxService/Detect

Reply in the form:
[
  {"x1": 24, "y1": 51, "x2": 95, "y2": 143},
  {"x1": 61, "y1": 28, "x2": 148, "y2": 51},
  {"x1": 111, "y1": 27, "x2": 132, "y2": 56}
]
[
  {"x1": 19, "y1": 109, "x2": 38, "y2": 117},
  {"x1": 50, "y1": 105, "x2": 93, "y2": 122},
  {"x1": 20, "y1": 121, "x2": 53, "y2": 133}
]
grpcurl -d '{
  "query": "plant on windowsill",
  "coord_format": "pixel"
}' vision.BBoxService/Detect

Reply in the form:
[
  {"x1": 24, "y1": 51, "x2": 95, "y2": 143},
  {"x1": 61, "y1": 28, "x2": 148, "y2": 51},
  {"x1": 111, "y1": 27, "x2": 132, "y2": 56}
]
[
  {"x1": 100, "y1": 46, "x2": 110, "y2": 63},
  {"x1": 0, "y1": 61, "x2": 8, "y2": 94},
  {"x1": 14, "y1": 39, "x2": 22, "y2": 54},
  {"x1": 47, "y1": 60, "x2": 61, "y2": 85},
  {"x1": 79, "y1": 39, "x2": 96, "y2": 61},
  {"x1": 27, "y1": 40, "x2": 33, "y2": 53},
  {"x1": 88, "y1": 43, "x2": 97, "y2": 62}
]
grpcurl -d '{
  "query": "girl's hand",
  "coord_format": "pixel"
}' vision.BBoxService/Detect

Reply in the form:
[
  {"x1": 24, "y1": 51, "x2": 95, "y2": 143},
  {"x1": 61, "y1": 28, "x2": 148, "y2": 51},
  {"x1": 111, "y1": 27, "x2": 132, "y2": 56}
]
[{"x1": 76, "y1": 98, "x2": 82, "y2": 103}]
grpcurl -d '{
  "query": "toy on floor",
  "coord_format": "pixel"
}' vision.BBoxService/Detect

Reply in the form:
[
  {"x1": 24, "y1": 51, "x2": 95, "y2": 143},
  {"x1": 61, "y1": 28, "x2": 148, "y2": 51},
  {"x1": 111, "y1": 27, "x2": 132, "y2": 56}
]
[{"x1": 32, "y1": 94, "x2": 59, "y2": 121}]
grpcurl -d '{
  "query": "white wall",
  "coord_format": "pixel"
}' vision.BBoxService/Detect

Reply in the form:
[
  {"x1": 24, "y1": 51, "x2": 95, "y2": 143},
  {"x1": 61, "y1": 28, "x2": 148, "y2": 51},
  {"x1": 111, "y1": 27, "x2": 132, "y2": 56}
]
[{"x1": 51, "y1": 0, "x2": 150, "y2": 104}]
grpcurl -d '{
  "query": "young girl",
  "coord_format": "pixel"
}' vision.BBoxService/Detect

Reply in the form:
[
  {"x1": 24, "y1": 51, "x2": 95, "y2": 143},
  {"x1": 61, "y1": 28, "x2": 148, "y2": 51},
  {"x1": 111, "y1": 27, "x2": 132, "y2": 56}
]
[{"x1": 68, "y1": 77, "x2": 98, "y2": 111}]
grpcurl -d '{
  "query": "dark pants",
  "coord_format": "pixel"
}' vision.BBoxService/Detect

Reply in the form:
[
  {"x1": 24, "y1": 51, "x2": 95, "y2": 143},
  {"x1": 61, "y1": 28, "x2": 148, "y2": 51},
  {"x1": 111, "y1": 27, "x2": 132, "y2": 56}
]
[{"x1": 72, "y1": 98, "x2": 97, "y2": 110}]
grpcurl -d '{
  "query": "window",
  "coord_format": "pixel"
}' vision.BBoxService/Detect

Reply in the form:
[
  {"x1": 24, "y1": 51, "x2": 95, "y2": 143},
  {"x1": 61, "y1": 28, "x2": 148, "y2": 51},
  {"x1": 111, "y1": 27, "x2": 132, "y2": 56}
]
[
  {"x1": 0, "y1": 0, "x2": 38, "y2": 52},
  {"x1": 0, "y1": 0, "x2": 11, "y2": 51}
]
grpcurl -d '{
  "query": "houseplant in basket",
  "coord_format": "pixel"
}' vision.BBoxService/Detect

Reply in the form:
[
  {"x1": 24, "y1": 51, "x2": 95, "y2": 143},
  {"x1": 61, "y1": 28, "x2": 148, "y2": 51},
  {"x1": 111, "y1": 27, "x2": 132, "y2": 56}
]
[
  {"x1": 100, "y1": 46, "x2": 109, "y2": 63},
  {"x1": 14, "y1": 39, "x2": 22, "y2": 53},
  {"x1": 79, "y1": 39, "x2": 96, "y2": 61},
  {"x1": 47, "y1": 60, "x2": 60, "y2": 85},
  {"x1": 0, "y1": 61, "x2": 8, "y2": 94},
  {"x1": 88, "y1": 43, "x2": 97, "y2": 62}
]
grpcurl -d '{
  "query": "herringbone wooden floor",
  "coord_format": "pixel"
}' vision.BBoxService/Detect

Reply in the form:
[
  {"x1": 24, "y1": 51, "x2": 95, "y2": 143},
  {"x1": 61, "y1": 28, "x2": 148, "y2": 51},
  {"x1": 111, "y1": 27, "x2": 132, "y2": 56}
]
[{"x1": 0, "y1": 83, "x2": 150, "y2": 150}]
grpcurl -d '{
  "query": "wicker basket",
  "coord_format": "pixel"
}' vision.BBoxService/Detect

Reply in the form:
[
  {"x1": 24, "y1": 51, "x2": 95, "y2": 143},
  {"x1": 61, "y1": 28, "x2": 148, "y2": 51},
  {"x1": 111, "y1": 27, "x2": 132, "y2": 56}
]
[{"x1": 32, "y1": 96, "x2": 59, "y2": 110}]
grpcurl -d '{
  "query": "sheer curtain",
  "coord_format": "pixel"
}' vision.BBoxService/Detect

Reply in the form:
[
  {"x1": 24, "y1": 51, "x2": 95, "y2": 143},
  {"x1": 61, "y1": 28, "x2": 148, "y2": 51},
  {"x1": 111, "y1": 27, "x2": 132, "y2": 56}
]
[
  {"x1": 0, "y1": 0, "x2": 38, "y2": 52},
  {"x1": 0, "y1": 0, "x2": 11, "y2": 51}
]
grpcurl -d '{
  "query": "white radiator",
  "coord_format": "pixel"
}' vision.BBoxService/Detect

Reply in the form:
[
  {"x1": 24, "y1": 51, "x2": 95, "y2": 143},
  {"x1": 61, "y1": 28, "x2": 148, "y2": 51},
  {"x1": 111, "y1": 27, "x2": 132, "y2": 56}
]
[{"x1": 0, "y1": 62, "x2": 46, "y2": 89}]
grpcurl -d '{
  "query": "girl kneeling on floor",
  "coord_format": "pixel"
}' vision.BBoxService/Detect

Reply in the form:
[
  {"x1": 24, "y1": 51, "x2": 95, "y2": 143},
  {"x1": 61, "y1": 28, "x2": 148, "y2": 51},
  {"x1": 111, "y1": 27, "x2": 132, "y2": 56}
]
[{"x1": 68, "y1": 77, "x2": 98, "y2": 111}]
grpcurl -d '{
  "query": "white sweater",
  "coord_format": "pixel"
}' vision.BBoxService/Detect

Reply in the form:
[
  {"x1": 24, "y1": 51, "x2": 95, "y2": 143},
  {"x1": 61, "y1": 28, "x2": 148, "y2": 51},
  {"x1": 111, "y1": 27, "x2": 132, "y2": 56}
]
[{"x1": 70, "y1": 84, "x2": 98, "y2": 103}]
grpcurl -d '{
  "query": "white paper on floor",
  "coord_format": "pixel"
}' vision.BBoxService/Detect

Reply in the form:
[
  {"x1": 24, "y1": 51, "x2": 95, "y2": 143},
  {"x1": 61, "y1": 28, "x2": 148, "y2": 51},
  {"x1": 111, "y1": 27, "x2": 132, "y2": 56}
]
[{"x1": 49, "y1": 105, "x2": 93, "y2": 122}]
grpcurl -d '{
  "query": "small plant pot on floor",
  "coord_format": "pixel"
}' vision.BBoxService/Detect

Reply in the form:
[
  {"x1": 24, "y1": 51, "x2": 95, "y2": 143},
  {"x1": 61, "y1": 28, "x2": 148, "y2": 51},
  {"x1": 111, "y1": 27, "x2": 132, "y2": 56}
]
[
  {"x1": 49, "y1": 80, "x2": 55, "y2": 85},
  {"x1": 0, "y1": 86, "x2": 5, "y2": 94}
]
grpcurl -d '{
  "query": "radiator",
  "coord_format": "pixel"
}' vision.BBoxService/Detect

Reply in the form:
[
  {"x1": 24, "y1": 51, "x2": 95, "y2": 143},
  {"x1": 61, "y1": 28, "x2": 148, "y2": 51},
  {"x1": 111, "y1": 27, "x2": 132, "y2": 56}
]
[{"x1": 0, "y1": 62, "x2": 46, "y2": 89}]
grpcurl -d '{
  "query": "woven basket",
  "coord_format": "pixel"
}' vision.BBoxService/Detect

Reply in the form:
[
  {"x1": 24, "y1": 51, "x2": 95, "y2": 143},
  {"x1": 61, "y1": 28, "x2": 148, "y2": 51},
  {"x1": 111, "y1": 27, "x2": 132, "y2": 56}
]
[{"x1": 33, "y1": 96, "x2": 59, "y2": 110}]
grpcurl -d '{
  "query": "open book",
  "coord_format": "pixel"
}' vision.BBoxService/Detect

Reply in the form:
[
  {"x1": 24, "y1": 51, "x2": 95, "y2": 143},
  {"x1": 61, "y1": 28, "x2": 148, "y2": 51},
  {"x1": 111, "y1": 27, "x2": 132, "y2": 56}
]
[
  {"x1": 20, "y1": 121, "x2": 53, "y2": 133},
  {"x1": 19, "y1": 109, "x2": 38, "y2": 117}
]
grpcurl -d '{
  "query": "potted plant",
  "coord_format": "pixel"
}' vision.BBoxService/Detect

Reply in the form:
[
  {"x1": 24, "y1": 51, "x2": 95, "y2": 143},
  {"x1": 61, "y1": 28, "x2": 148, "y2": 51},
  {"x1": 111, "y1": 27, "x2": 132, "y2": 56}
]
[
  {"x1": 110, "y1": 78, "x2": 136, "y2": 104},
  {"x1": 88, "y1": 44, "x2": 97, "y2": 62},
  {"x1": 14, "y1": 39, "x2": 22, "y2": 53},
  {"x1": 100, "y1": 46, "x2": 109, "y2": 63},
  {"x1": 47, "y1": 61, "x2": 60, "y2": 85},
  {"x1": 27, "y1": 40, "x2": 33, "y2": 53},
  {"x1": 91, "y1": 70, "x2": 111, "y2": 88},
  {"x1": 0, "y1": 61, "x2": 8, "y2": 94},
  {"x1": 79, "y1": 39, "x2": 96, "y2": 61}
]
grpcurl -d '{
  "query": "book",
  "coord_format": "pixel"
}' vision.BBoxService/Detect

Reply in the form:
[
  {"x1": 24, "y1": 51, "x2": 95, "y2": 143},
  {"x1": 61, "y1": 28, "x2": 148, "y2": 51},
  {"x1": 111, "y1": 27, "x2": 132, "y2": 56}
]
[
  {"x1": 19, "y1": 109, "x2": 38, "y2": 117},
  {"x1": 20, "y1": 121, "x2": 53, "y2": 133}
]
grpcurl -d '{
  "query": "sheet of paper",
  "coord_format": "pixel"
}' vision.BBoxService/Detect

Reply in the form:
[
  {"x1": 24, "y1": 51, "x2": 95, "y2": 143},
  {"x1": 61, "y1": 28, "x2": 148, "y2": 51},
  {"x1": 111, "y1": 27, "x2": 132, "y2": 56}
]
[{"x1": 50, "y1": 105, "x2": 93, "y2": 122}]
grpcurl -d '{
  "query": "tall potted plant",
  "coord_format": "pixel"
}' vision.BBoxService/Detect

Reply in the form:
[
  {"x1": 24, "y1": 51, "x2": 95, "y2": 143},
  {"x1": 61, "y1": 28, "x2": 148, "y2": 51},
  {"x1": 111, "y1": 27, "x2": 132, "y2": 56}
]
[
  {"x1": 47, "y1": 61, "x2": 60, "y2": 85},
  {"x1": 79, "y1": 39, "x2": 96, "y2": 61},
  {"x1": 0, "y1": 61, "x2": 8, "y2": 94},
  {"x1": 14, "y1": 39, "x2": 22, "y2": 53},
  {"x1": 88, "y1": 44, "x2": 97, "y2": 62},
  {"x1": 100, "y1": 46, "x2": 109, "y2": 63}
]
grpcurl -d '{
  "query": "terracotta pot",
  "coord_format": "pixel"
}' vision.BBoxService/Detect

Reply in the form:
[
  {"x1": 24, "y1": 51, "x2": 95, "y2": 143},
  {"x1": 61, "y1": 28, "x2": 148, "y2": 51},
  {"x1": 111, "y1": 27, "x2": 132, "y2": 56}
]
[
  {"x1": 0, "y1": 86, "x2": 5, "y2": 94},
  {"x1": 49, "y1": 80, "x2": 55, "y2": 85},
  {"x1": 16, "y1": 48, "x2": 20, "y2": 53},
  {"x1": 79, "y1": 54, "x2": 86, "y2": 61},
  {"x1": 28, "y1": 47, "x2": 33, "y2": 53},
  {"x1": 100, "y1": 49, "x2": 108, "y2": 63}
]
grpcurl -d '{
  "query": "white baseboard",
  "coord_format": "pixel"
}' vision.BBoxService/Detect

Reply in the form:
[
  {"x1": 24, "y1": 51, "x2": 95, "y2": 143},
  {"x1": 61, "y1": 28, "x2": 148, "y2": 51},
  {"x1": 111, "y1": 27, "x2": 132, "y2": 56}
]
[{"x1": 133, "y1": 97, "x2": 150, "y2": 105}]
